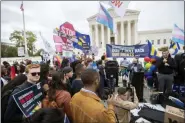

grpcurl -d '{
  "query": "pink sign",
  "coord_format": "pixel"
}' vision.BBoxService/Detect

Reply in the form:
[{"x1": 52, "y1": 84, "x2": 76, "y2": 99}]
[
  {"x1": 59, "y1": 22, "x2": 76, "y2": 44},
  {"x1": 53, "y1": 22, "x2": 76, "y2": 52},
  {"x1": 55, "y1": 44, "x2": 63, "y2": 52}
]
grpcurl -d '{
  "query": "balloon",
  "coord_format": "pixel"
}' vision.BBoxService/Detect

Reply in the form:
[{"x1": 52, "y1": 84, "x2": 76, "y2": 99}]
[
  {"x1": 144, "y1": 61, "x2": 147, "y2": 66},
  {"x1": 169, "y1": 48, "x2": 175, "y2": 55},
  {"x1": 145, "y1": 63, "x2": 152, "y2": 70},
  {"x1": 144, "y1": 57, "x2": 151, "y2": 62},
  {"x1": 149, "y1": 65, "x2": 156, "y2": 72}
]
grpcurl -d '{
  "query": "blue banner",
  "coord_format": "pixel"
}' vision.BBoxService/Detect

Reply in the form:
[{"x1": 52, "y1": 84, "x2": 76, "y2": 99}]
[
  {"x1": 13, "y1": 83, "x2": 43, "y2": 117},
  {"x1": 134, "y1": 44, "x2": 149, "y2": 57},
  {"x1": 106, "y1": 44, "x2": 149, "y2": 58}
]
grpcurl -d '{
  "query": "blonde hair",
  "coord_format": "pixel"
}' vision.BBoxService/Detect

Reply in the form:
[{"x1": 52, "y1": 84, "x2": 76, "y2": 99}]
[{"x1": 25, "y1": 64, "x2": 40, "y2": 73}]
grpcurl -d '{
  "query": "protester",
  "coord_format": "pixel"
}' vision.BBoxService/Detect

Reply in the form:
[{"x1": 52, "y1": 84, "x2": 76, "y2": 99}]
[
  {"x1": 3, "y1": 61, "x2": 10, "y2": 68},
  {"x1": 71, "y1": 64, "x2": 85, "y2": 96},
  {"x1": 120, "y1": 57, "x2": 130, "y2": 67},
  {"x1": 1, "y1": 74, "x2": 27, "y2": 96},
  {"x1": 127, "y1": 58, "x2": 144, "y2": 82},
  {"x1": 61, "y1": 58, "x2": 70, "y2": 69},
  {"x1": 1, "y1": 65, "x2": 11, "y2": 82},
  {"x1": 1, "y1": 65, "x2": 9, "y2": 87},
  {"x1": 156, "y1": 50, "x2": 176, "y2": 93},
  {"x1": 4, "y1": 64, "x2": 41, "y2": 123},
  {"x1": 39, "y1": 63, "x2": 50, "y2": 93},
  {"x1": 24, "y1": 108, "x2": 65, "y2": 123},
  {"x1": 63, "y1": 66, "x2": 73, "y2": 95},
  {"x1": 179, "y1": 54, "x2": 185, "y2": 83},
  {"x1": 84, "y1": 57, "x2": 93, "y2": 67},
  {"x1": 113, "y1": 87, "x2": 139, "y2": 123},
  {"x1": 42, "y1": 71, "x2": 72, "y2": 120},
  {"x1": 70, "y1": 68, "x2": 116, "y2": 123},
  {"x1": 70, "y1": 60, "x2": 82, "y2": 82},
  {"x1": 15, "y1": 64, "x2": 26, "y2": 76}
]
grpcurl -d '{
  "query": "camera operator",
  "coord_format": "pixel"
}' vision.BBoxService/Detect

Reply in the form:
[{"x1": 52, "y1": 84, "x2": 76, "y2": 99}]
[{"x1": 112, "y1": 87, "x2": 139, "y2": 123}]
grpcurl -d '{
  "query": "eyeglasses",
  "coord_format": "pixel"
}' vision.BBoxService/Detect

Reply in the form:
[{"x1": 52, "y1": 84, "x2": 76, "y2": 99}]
[{"x1": 31, "y1": 72, "x2": 40, "y2": 76}]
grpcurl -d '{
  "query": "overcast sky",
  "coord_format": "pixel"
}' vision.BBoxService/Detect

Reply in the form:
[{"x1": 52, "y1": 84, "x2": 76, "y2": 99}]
[{"x1": 1, "y1": 1, "x2": 184, "y2": 50}]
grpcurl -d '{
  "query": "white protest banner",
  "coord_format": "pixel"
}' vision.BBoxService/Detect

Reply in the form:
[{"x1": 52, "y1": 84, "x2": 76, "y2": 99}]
[
  {"x1": 39, "y1": 32, "x2": 55, "y2": 55},
  {"x1": 103, "y1": 0, "x2": 130, "y2": 17}
]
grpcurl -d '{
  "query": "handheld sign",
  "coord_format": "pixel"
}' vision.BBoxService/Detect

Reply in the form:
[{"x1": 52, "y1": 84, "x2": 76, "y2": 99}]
[
  {"x1": 13, "y1": 83, "x2": 43, "y2": 117},
  {"x1": 59, "y1": 22, "x2": 76, "y2": 51},
  {"x1": 59, "y1": 22, "x2": 76, "y2": 43},
  {"x1": 82, "y1": 43, "x2": 90, "y2": 50}
]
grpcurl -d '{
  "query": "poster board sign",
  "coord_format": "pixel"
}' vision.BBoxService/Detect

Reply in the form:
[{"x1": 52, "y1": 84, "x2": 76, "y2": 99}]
[
  {"x1": 13, "y1": 83, "x2": 43, "y2": 117},
  {"x1": 82, "y1": 43, "x2": 90, "y2": 50},
  {"x1": 18, "y1": 47, "x2": 25, "y2": 56},
  {"x1": 106, "y1": 44, "x2": 149, "y2": 58},
  {"x1": 63, "y1": 50, "x2": 73, "y2": 58},
  {"x1": 164, "y1": 105, "x2": 185, "y2": 123}
]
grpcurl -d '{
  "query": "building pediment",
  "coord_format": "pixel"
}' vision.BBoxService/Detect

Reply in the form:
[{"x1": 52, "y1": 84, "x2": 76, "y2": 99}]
[{"x1": 87, "y1": 8, "x2": 140, "y2": 22}]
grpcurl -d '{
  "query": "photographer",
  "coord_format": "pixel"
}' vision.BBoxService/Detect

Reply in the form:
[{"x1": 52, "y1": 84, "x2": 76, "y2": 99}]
[{"x1": 112, "y1": 87, "x2": 139, "y2": 123}]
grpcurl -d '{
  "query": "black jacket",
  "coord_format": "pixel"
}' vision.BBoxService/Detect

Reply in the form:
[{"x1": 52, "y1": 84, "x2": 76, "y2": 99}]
[
  {"x1": 157, "y1": 56, "x2": 176, "y2": 74},
  {"x1": 4, "y1": 82, "x2": 34, "y2": 123},
  {"x1": 71, "y1": 79, "x2": 84, "y2": 96}
]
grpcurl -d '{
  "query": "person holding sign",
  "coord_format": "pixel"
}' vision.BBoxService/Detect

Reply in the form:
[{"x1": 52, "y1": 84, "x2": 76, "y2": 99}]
[{"x1": 4, "y1": 64, "x2": 41, "y2": 123}]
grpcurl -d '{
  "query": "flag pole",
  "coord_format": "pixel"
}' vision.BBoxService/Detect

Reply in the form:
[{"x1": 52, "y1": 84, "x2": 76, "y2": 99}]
[{"x1": 21, "y1": 1, "x2": 28, "y2": 57}]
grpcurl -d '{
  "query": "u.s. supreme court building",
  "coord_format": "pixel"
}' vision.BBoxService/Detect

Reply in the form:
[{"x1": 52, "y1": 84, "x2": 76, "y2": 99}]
[{"x1": 87, "y1": 8, "x2": 173, "y2": 52}]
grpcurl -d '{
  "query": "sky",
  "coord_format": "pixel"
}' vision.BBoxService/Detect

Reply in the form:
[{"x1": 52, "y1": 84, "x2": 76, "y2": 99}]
[{"x1": 1, "y1": 1, "x2": 184, "y2": 50}]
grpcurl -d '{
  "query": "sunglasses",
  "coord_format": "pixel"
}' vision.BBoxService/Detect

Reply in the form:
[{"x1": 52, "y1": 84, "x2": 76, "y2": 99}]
[{"x1": 31, "y1": 72, "x2": 40, "y2": 76}]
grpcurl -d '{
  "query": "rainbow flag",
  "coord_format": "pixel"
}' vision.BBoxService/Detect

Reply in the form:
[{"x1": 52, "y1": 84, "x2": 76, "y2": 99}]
[
  {"x1": 169, "y1": 41, "x2": 180, "y2": 55},
  {"x1": 54, "y1": 55, "x2": 62, "y2": 66},
  {"x1": 172, "y1": 24, "x2": 184, "y2": 45}
]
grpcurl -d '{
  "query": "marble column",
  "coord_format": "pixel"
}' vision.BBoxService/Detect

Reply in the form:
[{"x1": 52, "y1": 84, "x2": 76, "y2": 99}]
[
  {"x1": 89, "y1": 24, "x2": 93, "y2": 46},
  {"x1": 134, "y1": 20, "x2": 138, "y2": 44},
  {"x1": 101, "y1": 24, "x2": 105, "y2": 48},
  {"x1": 114, "y1": 21, "x2": 118, "y2": 44},
  {"x1": 127, "y1": 21, "x2": 131, "y2": 45},
  {"x1": 107, "y1": 27, "x2": 110, "y2": 44},
  {"x1": 121, "y1": 21, "x2": 124, "y2": 45},
  {"x1": 95, "y1": 24, "x2": 98, "y2": 47}
]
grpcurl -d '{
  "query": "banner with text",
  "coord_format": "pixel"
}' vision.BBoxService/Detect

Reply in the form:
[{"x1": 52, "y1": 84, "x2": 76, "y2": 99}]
[
  {"x1": 106, "y1": 44, "x2": 149, "y2": 58},
  {"x1": 13, "y1": 83, "x2": 43, "y2": 117}
]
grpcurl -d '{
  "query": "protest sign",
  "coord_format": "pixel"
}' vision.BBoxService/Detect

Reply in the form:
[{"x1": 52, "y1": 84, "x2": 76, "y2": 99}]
[
  {"x1": 106, "y1": 44, "x2": 149, "y2": 58},
  {"x1": 13, "y1": 83, "x2": 43, "y2": 117}
]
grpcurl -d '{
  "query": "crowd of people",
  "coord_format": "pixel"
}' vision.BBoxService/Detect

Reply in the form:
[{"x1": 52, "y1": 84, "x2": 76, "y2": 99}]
[
  {"x1": 1, "y1": 54, "x2": 139, "y2": 123},
  {"x1": 1, "y1": 49, "x2": 184, "y2": 123}
]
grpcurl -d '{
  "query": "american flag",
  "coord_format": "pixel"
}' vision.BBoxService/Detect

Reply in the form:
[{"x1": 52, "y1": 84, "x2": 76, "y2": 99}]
[{"x1": 20, "y1": 2, "x2": 24, "y2": 11}]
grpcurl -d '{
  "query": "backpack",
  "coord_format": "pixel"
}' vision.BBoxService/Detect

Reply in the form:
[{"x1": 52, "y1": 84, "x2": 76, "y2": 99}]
[{"x1": 1, "y1": 89, "x2": 15, "y2": 123}]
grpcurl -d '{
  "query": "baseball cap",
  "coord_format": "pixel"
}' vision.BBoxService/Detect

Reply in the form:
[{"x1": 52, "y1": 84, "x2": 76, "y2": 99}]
[{"x1": 63, "y1": 66, "x2": 73, "y2": 74}]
